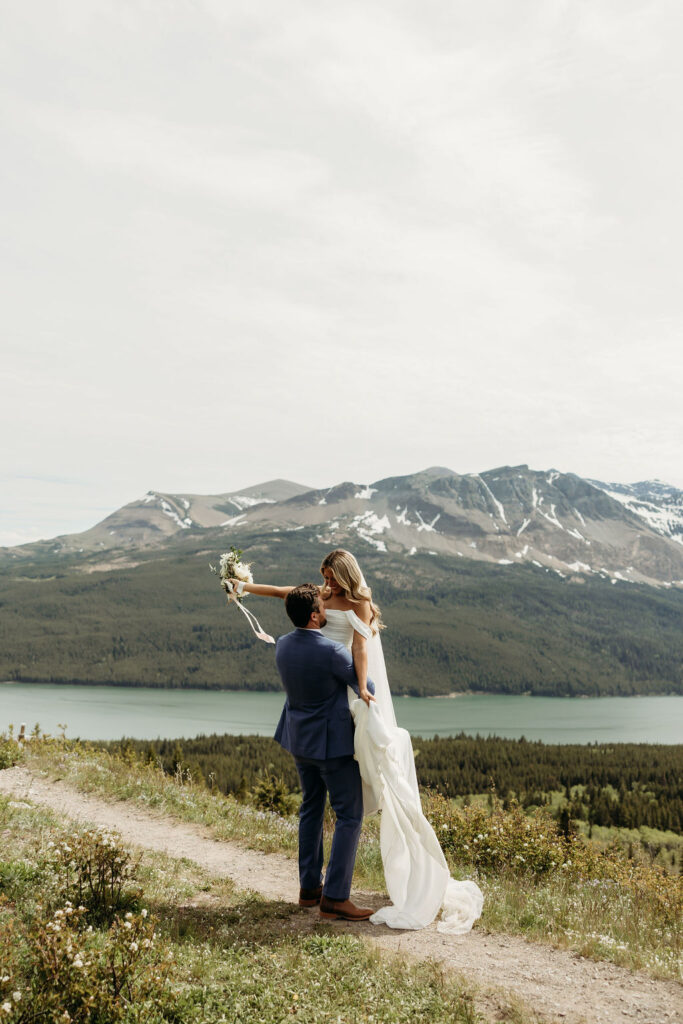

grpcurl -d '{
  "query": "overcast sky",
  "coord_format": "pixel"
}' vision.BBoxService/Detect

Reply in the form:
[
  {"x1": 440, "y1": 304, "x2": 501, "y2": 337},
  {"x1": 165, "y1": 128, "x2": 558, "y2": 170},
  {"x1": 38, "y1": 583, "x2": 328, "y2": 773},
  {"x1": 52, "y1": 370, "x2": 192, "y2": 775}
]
[{"x1": 2, "y1": 1, "x2": 682, "y2": 546}]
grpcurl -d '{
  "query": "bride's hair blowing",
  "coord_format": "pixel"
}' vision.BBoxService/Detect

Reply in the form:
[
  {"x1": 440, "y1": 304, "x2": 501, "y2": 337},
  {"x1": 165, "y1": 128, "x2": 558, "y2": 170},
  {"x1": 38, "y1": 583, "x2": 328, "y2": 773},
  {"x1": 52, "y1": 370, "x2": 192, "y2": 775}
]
[{"x1": 320, "y1": 549, "x2": 384, "y2": 634}]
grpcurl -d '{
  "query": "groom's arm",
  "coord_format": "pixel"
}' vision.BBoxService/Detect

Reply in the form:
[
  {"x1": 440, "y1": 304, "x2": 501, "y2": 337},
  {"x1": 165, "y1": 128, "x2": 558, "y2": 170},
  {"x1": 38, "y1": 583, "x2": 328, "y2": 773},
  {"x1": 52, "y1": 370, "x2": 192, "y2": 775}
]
[{"x1": 330, "y1": 644, "x2": 376, "y2": 703}]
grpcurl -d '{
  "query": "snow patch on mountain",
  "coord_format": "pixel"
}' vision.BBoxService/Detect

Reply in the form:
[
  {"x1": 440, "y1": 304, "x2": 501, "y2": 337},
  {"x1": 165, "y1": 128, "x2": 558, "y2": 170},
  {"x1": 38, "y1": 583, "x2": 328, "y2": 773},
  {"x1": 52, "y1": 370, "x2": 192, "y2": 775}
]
[
  {"x1": 350, "y1": 510, "x2": 390, "y2": 552},
  {"x1": 602, "y1": 489, "x2": 683, "y2": 543},
  {"x1": 540, "y1": 505, "x2": 564, "y2": 530},
  {"x1": 350, "y1": 511, "x2": 391, "y2": 535},
  {"x1": 477, "y1": 476, "x2": 507, "y2": 523},
  {"x1": 160, "y1": 500, "x2": 191, "y2": 530},
  {"x1": 229, "y1": 495, "x2": 276, "y2": 511},
  {"x1": 355, "y1": 486, "x2": 377, "y2": 500},
  {"x1": 415, "y1": 511, "x2": 440, "y2": 532},
  {"x1": 566, "y1": 527, "x2": 585, "y2": 541},
  {"x1": 221, "y1": 514, "x2": 247, "y2": 527}
]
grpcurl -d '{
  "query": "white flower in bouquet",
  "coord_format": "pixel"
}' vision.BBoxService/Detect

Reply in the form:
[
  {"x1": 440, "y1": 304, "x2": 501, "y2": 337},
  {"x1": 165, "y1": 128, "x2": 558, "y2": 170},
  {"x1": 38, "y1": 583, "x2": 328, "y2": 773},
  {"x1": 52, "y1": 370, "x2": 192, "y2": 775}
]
[
  {"x1": 209, "y1": 546, "x2": 274, "y2": 644},
  {"x1": 210, "y1": 546, "x2": 253, "y2": 602}
]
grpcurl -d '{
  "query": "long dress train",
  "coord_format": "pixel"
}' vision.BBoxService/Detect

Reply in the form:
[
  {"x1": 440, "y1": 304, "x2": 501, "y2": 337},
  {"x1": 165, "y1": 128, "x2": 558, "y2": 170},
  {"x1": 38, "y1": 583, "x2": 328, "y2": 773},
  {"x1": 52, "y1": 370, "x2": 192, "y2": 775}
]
[{"x1": 321, "y1": 608, "x2": 483, "y2": 933}]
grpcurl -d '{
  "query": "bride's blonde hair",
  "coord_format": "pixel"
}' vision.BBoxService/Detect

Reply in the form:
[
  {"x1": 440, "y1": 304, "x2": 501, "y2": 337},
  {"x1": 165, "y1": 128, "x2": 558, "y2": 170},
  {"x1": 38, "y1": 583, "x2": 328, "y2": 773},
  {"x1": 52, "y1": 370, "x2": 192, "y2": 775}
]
[{"x1": 320, "y1": 549, "x2": 384, "y2": 634}]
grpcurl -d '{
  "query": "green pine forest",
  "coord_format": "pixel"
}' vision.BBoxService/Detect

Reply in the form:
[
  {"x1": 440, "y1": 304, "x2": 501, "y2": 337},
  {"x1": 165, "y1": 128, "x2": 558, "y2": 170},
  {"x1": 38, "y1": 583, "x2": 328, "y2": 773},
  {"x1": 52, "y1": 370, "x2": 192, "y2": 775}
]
[
  {"x1": 104, "y1": 732, "x2": 683, "y2": 835},
  {"x1": 1, "y1": 527, "x2": 681, "y2": 697}
]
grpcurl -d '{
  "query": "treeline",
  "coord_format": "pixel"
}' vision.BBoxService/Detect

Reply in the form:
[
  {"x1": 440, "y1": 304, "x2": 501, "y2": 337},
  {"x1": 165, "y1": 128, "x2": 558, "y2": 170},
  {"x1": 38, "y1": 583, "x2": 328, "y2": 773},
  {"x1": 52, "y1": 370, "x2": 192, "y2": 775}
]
[
  {"x1": 414, "y1": 734, "x2": 683, "y2": 833},
  {"x1": 1, "y1": 528, "x2": 682, "y2": 696},
  {"x1": 102, "y1": 732, "x2": 683, "y2": 835}
]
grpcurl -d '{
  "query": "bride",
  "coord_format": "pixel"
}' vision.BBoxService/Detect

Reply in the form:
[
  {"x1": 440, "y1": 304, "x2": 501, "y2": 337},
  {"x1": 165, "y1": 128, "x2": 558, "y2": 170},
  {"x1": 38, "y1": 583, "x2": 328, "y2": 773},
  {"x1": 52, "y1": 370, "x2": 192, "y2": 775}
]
[{"x1": 231, "y1": 548, "x2": 483, "y2": 933}]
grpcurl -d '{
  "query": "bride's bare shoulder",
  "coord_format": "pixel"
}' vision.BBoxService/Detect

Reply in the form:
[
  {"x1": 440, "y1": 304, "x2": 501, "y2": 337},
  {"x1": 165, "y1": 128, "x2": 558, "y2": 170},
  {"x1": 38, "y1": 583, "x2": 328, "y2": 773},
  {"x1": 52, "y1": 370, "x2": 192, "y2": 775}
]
[{"x1": 352, "y1": 599, "x2": 373, "y2": 624}]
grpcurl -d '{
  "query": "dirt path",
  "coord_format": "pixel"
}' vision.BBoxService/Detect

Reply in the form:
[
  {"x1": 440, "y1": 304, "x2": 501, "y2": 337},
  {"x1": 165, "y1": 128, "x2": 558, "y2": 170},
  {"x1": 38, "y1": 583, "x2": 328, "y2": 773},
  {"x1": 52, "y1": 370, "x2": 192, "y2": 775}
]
[{"x1": 1, "y1": 767, "x2": 680, "y2": 1024}]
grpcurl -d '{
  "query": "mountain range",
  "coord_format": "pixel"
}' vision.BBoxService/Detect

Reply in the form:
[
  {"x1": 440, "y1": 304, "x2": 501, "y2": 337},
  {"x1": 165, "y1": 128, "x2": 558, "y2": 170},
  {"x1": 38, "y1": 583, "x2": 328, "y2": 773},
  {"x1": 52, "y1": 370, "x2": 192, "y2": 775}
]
[
  {"x1": 1, "y1": 465, "x2": 682, "y2": 697},
  {"x1": 4, "y1": 465, "x2": 682, "y2": 588}
]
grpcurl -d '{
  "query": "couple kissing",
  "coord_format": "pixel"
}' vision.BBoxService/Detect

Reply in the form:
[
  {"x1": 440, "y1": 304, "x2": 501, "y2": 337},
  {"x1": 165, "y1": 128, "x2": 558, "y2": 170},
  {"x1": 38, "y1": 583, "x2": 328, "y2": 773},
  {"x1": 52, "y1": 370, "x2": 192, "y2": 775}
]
[{"x1": 234, "y1": 549, "x2": 483, "y2": 932}]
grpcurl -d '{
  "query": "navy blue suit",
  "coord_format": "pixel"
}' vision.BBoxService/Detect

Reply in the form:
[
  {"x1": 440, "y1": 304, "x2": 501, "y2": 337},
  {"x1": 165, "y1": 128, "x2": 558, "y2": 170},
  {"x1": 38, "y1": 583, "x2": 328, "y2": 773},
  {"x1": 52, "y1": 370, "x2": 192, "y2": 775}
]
[{"x1": 274, "y1": 628, "x2": 374, "y2": 900}]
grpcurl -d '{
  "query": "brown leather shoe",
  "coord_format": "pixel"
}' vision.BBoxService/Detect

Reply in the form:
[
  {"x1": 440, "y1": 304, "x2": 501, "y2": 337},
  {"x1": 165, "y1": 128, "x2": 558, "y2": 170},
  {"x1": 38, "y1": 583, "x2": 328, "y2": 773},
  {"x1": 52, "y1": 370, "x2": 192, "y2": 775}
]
[
  {"x1": 319, "y1": 896, "x2": 373, "y2": 921},
  {"x1": 298, "y1": 885, "x2": 323, "y2": 907}
]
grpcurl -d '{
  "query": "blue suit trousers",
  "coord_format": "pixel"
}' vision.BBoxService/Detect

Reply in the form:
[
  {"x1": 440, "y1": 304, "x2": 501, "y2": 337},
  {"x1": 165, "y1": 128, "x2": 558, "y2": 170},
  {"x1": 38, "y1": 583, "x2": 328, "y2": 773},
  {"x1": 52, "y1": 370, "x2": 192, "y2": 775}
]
[{"x1": 294, "y1": 754, "x2": 364, "y2": 900}]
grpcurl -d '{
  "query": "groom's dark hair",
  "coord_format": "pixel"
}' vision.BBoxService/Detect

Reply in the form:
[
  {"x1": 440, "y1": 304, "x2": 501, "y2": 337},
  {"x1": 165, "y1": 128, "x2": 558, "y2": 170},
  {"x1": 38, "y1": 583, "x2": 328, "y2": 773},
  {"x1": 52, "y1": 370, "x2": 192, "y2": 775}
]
[{"x1": 285, "y1": 583, "x2": 322, "y2": 628}]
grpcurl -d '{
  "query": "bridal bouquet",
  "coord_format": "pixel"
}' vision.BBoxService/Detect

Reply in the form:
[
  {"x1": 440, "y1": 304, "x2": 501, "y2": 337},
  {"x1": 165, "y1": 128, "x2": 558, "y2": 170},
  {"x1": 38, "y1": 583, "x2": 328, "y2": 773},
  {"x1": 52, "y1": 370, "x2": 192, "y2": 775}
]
[
  {"x1": 209, "y1": 546, "x2": 274, "y2": 644},
  {"x1": 209, "y1": 546, "x2": 253, "y2": 603}
]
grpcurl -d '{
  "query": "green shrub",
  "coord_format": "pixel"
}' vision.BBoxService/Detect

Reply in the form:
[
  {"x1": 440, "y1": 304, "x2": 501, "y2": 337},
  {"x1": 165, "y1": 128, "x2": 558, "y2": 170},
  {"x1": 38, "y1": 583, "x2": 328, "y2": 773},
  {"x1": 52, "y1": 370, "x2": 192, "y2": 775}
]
[
  {"x1": 426, "y1": 791, "x2": 683, "y2": 935},
  {"x1": 427, "y1": 792, "x2": 570, "y2": 877},
  {"x1": 250, "y1": 770, "x2": 297, "y2": 817},
  {"x1": 0, "y1": 905, "x2": 171, "y2": 1023},
  {"x1": 0, "y1": 729, "x2": 23, "y2": 770},
  {"x1": 46, "y1": 827, "x2": 141, "y2": 926}
]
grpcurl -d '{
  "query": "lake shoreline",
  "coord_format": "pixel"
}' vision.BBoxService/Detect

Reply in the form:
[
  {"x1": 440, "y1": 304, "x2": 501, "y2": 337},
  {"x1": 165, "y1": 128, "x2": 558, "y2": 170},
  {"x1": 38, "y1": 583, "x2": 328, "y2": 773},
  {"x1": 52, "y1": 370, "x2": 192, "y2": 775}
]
[
  {"x1": 2, "y1": 680, "x2": 681, "y2": 700},
  {"x1": 2, "y1": 683, "x2": 681, "y2": 744}
]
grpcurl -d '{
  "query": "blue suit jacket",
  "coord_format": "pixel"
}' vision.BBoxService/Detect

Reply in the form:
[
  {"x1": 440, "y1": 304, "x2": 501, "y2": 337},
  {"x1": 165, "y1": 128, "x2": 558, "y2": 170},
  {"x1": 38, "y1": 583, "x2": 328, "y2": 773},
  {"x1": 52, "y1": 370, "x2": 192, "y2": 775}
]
[{"x1": 274, "y1": 628, "x2": 375, "y2": 760}]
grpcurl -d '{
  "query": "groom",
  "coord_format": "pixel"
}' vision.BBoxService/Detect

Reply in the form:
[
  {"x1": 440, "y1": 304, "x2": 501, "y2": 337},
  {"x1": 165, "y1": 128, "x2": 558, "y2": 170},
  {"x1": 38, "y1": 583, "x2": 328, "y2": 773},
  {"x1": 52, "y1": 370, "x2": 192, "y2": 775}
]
[{"x1": 274, "y1": 583, "x2": 375, "y2": 921}]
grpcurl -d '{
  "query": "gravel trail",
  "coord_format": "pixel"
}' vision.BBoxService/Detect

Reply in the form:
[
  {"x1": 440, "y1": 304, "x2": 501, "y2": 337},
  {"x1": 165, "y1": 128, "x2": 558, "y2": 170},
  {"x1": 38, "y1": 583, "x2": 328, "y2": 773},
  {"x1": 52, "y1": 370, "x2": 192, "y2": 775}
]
[{"x1": 1, "y1": 767, "x2": 680, "y2": 1024}]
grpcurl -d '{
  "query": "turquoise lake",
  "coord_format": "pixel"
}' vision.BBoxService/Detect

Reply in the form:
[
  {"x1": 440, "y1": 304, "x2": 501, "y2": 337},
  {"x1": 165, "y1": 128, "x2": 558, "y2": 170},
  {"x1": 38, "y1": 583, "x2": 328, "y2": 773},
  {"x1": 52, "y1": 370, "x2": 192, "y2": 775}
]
[{"x1": 1, "y1": 683, "x2": 681, "y2": 744}]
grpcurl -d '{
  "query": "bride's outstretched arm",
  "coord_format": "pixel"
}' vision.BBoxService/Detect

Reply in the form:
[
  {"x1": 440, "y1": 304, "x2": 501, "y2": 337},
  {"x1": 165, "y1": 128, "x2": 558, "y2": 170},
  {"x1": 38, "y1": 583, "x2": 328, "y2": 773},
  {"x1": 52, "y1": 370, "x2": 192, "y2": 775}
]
[{"x1": 229, "y1": 580, "x2": 294, "y2": 599}]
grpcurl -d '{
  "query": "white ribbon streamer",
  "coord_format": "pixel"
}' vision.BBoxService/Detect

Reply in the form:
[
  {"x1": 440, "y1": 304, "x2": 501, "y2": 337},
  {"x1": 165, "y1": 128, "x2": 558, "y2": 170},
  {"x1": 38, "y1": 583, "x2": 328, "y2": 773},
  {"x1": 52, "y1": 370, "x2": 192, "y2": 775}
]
[{"x1": 225, "y1": 583, "x2": 275, "y2": 644}]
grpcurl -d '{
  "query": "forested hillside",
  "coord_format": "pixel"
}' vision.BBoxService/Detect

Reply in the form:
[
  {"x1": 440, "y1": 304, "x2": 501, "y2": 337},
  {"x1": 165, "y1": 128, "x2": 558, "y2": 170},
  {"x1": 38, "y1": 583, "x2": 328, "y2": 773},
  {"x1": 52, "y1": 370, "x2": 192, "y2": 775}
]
[
  {"x1": 1, "y1": 527, "x2": 681, "y2": 696},
  {"x1": 104, "y1": 732, "x2": 683, "y2": 835}
]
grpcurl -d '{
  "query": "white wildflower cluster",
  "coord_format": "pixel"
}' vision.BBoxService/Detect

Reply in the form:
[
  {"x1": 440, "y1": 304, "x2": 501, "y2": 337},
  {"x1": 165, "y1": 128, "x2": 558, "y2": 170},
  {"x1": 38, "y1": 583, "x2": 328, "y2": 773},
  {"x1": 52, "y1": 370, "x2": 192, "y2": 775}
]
[{"x1": 209, "y1": 546, "x2": 253, "y2": 602}]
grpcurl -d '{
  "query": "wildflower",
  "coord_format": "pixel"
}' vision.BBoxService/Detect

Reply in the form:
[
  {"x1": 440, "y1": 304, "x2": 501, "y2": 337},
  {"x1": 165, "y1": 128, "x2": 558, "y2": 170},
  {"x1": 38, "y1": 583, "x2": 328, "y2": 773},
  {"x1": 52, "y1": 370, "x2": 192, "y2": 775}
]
[
  {"x1": 129, "y1": 942, "x2": 139, "y2": 952},
  {"x1": 2, "y1": 1004, "x2": 12, "y2": 1016},
  {"x1": 124, "y1": 921, "x2": 132, "y2": 930},
  {"x1": 12, "y1": 993, "x2": 20, "y2": 1004},
  {"x1": 125, "y1": 912, "x2": 133, "y2": 920},
  {"x1": 141, "y1": 909, "x2": 148, "y2": 918}
]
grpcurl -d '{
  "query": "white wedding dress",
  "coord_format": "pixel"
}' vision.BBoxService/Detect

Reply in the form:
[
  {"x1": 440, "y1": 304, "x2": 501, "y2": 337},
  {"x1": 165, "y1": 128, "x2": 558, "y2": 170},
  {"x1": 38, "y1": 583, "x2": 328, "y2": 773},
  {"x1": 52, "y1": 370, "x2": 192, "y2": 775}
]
[{"x1": 321, "y1": 608, "x2": 484, "y2": 933}]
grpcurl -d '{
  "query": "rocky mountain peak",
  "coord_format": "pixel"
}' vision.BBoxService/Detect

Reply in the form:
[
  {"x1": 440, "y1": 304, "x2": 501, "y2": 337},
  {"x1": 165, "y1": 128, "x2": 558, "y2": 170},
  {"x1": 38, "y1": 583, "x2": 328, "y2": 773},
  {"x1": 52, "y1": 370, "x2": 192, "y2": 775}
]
[{"x1": 3, "y1": 466, "x2": 682, "y2": 588}]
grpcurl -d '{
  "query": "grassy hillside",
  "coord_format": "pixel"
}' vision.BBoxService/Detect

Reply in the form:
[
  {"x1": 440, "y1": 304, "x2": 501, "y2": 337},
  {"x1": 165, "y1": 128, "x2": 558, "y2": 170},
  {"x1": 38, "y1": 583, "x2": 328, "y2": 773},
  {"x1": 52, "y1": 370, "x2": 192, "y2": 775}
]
[
  {"x1": 2, "y1": 732, "x2": 681, "y2": 983},
  {"x1": 0, "y1": 527, "x2": 682, "y2": 696}
]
